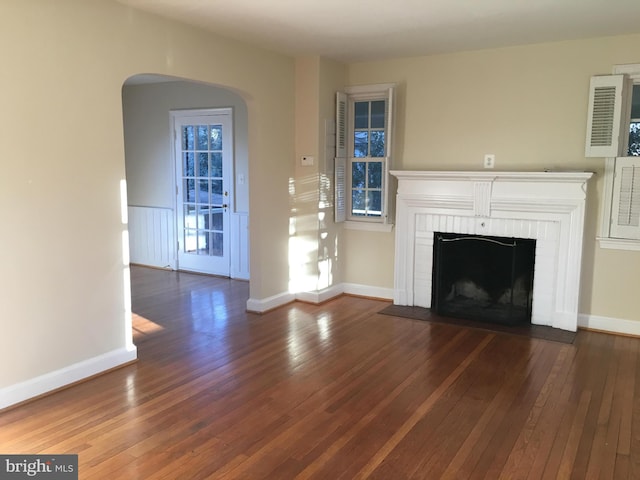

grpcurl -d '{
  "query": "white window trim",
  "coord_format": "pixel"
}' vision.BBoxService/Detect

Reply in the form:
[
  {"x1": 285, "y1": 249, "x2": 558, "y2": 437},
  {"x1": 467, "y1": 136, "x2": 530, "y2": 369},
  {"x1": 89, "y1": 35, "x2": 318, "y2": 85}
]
[
  {"x1": 344, "y1": 220, "x2": 394, "y2": 232},
  {"x1": 597, "y1": 63, "x2": 640, "y2": 251},
  {"x1": 336, "y1": 83, "x2": 396, "y2": 228},
  {"x1": 599, "y1": 237, "x2": 640, "y2": 251},
  {"x1": 345, "y1": 83, "x2": 396, "y2": 95}
]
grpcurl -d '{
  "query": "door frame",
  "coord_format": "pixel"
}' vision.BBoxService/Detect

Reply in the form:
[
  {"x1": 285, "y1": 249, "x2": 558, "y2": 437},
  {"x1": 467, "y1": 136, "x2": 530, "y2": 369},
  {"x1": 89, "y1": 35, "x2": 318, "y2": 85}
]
[{"x1": 171, "y1": 107, "x2": 235, "y2": 276}]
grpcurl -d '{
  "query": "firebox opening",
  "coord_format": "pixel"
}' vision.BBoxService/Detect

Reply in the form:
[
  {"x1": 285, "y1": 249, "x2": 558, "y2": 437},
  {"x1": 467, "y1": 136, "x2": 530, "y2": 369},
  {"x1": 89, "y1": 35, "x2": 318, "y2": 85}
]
[{"x1": 432, "y1": 232, "x2": 536, "y2": 325}]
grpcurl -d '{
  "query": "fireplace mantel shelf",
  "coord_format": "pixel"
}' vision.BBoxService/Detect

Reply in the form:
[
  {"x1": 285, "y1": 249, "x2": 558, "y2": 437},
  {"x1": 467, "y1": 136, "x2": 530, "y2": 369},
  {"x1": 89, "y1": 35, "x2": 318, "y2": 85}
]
[
  {"x1": 390, "y1": 170, "x2": 593, "y2": 183},
  {"x1": 390, "y1": 169, "x2": 594, "y2": 332}
]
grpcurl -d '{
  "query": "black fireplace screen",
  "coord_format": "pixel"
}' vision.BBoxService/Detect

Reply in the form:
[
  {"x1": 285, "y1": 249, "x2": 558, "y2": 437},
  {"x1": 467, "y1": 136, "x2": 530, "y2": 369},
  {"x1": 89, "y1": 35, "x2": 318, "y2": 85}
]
[{"x1": 432, "y1": 232, "x2": 536, "y2": 325}]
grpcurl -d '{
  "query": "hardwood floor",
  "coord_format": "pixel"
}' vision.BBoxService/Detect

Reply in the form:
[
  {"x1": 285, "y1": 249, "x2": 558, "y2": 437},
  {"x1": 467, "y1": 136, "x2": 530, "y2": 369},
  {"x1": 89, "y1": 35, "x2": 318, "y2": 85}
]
[{"x1": 2, "y1": 266, "x2": 639, "y2": 479}]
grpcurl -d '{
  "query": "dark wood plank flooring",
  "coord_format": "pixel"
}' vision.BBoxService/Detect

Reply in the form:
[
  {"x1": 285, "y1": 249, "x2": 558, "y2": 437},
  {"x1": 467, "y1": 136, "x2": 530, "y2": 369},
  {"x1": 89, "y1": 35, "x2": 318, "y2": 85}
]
[{"x1": 1, "y1": 266, "x2": 639, "y2": 479}]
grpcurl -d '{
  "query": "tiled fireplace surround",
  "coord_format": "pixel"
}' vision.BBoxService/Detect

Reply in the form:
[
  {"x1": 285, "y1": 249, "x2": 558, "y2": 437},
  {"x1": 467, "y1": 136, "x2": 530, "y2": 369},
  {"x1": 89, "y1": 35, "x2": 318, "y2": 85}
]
[{"x1": 391, "y1": 171, "x2": 593, "y2": 332}]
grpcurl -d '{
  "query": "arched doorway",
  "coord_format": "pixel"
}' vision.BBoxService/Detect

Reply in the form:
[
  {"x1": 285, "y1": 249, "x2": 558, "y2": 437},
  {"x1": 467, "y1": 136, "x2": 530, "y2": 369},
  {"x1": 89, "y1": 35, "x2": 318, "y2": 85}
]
[{"x1": 121, "y1": 74, "x2": 250, "y2": 280}]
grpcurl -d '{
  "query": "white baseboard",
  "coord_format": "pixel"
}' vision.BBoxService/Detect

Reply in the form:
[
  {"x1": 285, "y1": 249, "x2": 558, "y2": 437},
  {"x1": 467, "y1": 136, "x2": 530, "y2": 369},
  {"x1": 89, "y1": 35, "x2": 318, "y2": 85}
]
[
  {"x1": 295, "y1": 284, "x2": 345, "y2": 304},
  {"x1": 246, "y1": 291, "x2": 296, "y2": 313},
  {"x1": 246, "y1": 283, "x2": 393, "y2": 313},
  {"x1": 343, "y1": 283, "x2": 394, "y2": 300},
  {"x1": 578, "y1": 313, "x2": 640, "y2": 336},
  {"x1": 0, "y1": 346, "x2": 138, "y2": 410},
  {"x1": 249, "y1": 287, "x2": 640, "y2": 338}
]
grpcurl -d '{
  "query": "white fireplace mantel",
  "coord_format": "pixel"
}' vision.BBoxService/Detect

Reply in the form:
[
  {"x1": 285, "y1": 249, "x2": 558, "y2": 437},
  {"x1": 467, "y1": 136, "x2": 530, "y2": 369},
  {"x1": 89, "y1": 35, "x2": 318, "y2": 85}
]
[{"x1": 390, "y1": 170, "x2": 594, "y2": 332}]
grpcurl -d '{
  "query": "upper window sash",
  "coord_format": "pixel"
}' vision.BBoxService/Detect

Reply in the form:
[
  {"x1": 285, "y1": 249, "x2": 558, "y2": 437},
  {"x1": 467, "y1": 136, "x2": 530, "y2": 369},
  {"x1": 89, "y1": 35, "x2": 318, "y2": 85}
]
[{"x1": 348, "y1": 97, "x2": 388, "y2": 159}]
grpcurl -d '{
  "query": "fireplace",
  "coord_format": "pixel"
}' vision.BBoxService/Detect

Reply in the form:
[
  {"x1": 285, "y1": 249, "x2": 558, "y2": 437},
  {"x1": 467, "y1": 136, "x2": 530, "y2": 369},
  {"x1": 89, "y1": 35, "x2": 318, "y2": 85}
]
[
  {"x1": 432, "y1": 232, "x2": 536, "y2": 325},
  {"x1": 390, "y1": 170, "x2": 593, "y2": 332}
]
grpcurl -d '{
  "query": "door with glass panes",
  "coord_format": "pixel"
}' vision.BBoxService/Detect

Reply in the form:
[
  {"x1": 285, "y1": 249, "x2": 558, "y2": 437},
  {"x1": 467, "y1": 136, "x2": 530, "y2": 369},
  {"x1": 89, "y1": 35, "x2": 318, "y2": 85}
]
[{"x1": 173, "y1": 109, "x2": 232, "y2": 276}]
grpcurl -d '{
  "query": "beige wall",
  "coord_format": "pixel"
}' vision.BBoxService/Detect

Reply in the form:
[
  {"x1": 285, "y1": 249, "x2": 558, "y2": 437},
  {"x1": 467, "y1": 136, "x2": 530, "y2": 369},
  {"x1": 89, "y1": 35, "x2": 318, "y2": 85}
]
[
  {"x1": 292, "y1": 57, "x2": 346, "y2": 293},
  {"x1": 292, "y1": 57, "x2": 322, "y2": 292},
  {"x1": 0, "y1": 0, "x2": 294, "y2": 391},
  {"x1": 318, "y1": 58, "x2": 348, "y2": 289},
  {"x1": 344, "y1": 34, "x2": 640, "y2": 321}
]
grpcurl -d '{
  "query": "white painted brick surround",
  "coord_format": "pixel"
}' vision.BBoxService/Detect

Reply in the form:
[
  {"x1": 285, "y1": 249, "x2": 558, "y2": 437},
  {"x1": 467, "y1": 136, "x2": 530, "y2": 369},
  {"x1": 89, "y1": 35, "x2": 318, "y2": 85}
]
[{"x1": 391, "y1": 171, "x2": 593, "y2": 332}]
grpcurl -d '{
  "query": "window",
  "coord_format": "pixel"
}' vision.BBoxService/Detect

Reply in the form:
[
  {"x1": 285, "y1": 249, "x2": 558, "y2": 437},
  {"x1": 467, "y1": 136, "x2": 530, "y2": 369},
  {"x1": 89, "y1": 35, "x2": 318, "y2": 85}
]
[
  {"x1": 629, "y1": 85, "x2": 640, "y2": 156},
  {"x1": 335, "y1": 84, "x2": 395, "y2": 229},
  {"x1": 352, "y1": 99, "x2": 386, "y2": 218},
  {"x1": 586, "y1": 65, "x2": 640, "y2": 250}
]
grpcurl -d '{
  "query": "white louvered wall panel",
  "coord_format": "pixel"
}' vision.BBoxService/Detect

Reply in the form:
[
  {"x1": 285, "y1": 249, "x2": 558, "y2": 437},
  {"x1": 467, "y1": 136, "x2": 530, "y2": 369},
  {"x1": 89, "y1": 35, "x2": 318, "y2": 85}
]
[
  {"x1": 231, "y1": 212, "x2": 250, "y2": 280},
  {"x1": 128, "y1": 206, "x2": 176, "y2": 269}
]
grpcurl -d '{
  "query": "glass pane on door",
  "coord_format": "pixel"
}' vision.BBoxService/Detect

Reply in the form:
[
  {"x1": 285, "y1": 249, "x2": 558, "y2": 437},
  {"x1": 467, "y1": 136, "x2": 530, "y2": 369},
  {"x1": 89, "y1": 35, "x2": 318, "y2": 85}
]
[{"x1": 179, "y1": 123, "x2": 226, "y2": 258}]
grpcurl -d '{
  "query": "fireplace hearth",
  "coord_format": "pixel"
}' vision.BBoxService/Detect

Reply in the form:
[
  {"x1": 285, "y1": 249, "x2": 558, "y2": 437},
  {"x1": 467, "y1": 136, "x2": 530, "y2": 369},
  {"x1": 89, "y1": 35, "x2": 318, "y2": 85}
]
[{"x1": 432, "y1": 232, "x2": 536, "y2": 325}]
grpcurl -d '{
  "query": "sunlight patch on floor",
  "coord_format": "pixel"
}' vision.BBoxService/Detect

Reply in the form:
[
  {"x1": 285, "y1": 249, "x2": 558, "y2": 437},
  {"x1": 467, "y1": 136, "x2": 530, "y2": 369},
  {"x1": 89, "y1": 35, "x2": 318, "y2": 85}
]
[{"x1": 132, "y1": 313, "x2": 165, "y2": 339}]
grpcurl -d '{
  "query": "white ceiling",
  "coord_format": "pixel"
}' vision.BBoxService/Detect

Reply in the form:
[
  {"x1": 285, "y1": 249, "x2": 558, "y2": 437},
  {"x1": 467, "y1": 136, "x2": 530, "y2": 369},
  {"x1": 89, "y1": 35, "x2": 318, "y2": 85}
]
[{"x1": 118, "y1": 0, "x2": 640, "y2": 62}]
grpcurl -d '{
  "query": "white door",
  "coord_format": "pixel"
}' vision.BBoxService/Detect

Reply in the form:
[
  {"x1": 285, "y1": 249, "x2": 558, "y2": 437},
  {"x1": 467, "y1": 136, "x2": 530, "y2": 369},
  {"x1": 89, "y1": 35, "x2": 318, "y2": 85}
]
[{"x1": 173, "y1": 109, "x2": 233, "y2": 276}]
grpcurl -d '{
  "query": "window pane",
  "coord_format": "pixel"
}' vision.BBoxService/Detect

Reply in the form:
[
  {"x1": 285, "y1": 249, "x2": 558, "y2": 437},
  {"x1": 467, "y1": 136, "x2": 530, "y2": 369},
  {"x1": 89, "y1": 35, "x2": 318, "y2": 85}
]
[
  {"x1": 183, "y1": 152, "x2": 194, "y2": 177},
  {"x1": 352, "y1": 189, "x2": 366, "y2": 216},
  {"x1": 630, "y1": 122, "x2": 640, "y2": 156},
  {"x1": 354, "y1": 131, "x2": 368, "y2": 157},
  {"x1": 370, "y1": 100, "x2": 385, "y2": 128},
  {"x1": 370, "y1": 131, "x2": 385, "y2": 157},
  {"x1": 197, "y1": 231, "x2": 208, "y2": 255},
  {"x1": 196, "y1": 206, "x2": 208, "y2": 229},
  {"x1": 184, "y1": 179, "x2": 195, "y2": 202},
  {"x1": 367, "y1": 191, "x2": 382, "y2": 216},
  {"x1": 211, "y1": 232, "x2": 223, "y2": 257},
  {"x1": 184, "y1": 229, "x2": 197, "y2": 253},
  {"x1": 368, "y1": 161, "x2": 383, "y2": 188},
  {"x1": 630, "y1": 86, "x2": 640, "y2": 156},
  {"x1": 184, "y1": 204, "x2": 197, "y2": 228},
  {"x1": 210, "y1": 125, "x2": 222, "y2": 150},
  {"x1": 198, "y1": 179, "x2": 209, "y2": 204},
  {"x1": 198, "y1": 152, "x2": 208, "y2": 177},
  {"x1": 354, "y1": 102, "x2": 369, "y2": 129},
  {"x1": 352, "y1": 162, "x2": 366, "y2": 188},
  {"x1": 212, "y1": 179, "x2": 223, "y2": 206},
  {"x1": 182, "y1": 126, "x2": 194, "y2": 150},
  {"x1": 211, "y1": 153, "x2": 222, "y2": 177},
  {"x1": 197, "y1": 125, "x2": 208, "y2": 150},
  {"x1": 631, "y1": 85, "x2": 640, "y2": 119},
  {"x1": 211, "y1": 210, "x2": 223, "y2": 230}
]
